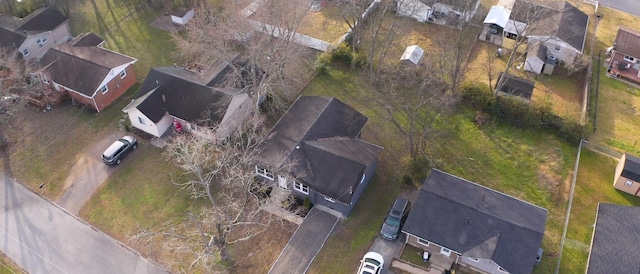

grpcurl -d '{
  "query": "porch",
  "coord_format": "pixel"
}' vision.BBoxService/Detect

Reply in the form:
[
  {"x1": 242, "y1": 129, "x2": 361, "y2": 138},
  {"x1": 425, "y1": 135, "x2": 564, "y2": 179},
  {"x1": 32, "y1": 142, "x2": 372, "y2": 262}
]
[{"x1": 609, "y1": 52, "x2": 640, "y2": 85}]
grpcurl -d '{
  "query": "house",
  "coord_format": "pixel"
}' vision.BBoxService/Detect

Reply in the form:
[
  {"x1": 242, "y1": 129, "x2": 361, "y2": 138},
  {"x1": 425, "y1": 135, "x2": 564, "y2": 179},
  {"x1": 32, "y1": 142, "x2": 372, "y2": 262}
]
[
  {"x1": 481, "y1": 1, "x2": 588, "y2": 74},
  {"x1": 613, "y1": 153, "x2": 640, "y2": 196},
  {"x1": 607, "y1": 26, "x2": 640, "y2": 85},
  {"x1": 400, "y1": 45, "x2": 424, "y2": 65},
  {"x1": 495, "y1": 72, "x2": 535, "y2": 102},
  {"x1": 123, "y1": 58, "x2": 254, "y2": 141},
  {"x1": 402, "y1": 169, "x2": 548, "y2": 274},
  {"x1": 0, "y1": 7, "x2": 71, "y2": 60},
  {"x1": 586, "y1": 203, "x2": 640, "y2": 274},
  {"x1": 395, "y1": 0, "x2": 481, "y2": 26},
  {"x1": 171, "y1": 7, "x2": 194, "y2": 25},
  {"x1": 37, "y1": 33, "x2": 137, "y2": 112},
  {"x1": 255, "y1": 96, "x2": 383, "y2": 218}
]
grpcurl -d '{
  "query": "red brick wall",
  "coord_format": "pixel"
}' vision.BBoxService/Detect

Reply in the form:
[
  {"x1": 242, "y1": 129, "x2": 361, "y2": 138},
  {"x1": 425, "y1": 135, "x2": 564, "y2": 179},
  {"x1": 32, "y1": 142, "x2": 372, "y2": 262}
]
[{"x1": 93, "y1": 65, "x2": 137, "y2": 112}]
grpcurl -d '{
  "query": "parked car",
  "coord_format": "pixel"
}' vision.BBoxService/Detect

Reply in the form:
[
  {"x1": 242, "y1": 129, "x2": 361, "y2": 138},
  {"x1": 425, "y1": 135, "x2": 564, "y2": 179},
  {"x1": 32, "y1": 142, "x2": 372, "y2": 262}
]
[
  {"x1": 357, "y1": 251, "x2": 384, "y2": 274},
  {"x1": 101, "y1": 135, "x2": 137, "y2": 165},
  {"x1": 380, "y1": 197, "x2": 410, "y2": 240}
]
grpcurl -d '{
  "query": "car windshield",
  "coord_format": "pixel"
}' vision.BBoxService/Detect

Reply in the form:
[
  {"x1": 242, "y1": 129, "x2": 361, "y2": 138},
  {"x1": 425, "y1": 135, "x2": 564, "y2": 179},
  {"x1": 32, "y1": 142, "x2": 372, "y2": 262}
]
[
  {"x1": 119, "y1": 139, "x2": 130, "y2": 145},
  {"x1": 385, "y1": 216, "x2": 401, "y2": 227},
  {"x1": 364, "y1": 258, "x2": 381, "y2": 266}
]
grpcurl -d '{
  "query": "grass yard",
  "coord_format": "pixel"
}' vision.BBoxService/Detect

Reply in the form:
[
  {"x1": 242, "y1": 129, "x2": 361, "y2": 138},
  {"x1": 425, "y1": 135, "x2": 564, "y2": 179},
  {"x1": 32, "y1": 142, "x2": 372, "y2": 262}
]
[
  {"x1": 305, "y1": 67, "x2": 576, "y2": 274},
  {"x1": 560, "y1": 149, "x2": 640, "y2": 272},
  {"x1": 65, "y1": 0, "x2": 176, "y2": 79}
]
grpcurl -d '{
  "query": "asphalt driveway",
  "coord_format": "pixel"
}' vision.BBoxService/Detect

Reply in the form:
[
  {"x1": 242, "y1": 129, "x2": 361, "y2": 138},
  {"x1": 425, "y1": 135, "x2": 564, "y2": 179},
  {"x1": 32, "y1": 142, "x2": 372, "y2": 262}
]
[
  {"x1": 1, "y1": 173, "x2": 169, "y2": 273},
  {"x1": 268, "y1": 207, "x2": 339, "y2": 274},
  {"x1": 368, "y1": 234, "x2": 405, "y2": 274},
  {"x1": 598, "y1": 0, "x2": 640, "y2": 17}
]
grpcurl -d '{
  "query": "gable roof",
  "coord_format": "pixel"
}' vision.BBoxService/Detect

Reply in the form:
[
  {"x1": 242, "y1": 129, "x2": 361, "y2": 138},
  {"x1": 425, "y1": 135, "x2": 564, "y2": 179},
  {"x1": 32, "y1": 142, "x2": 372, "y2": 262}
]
[
  {"x1": 0, "y1": 27, "x2": 26, "y2": 49},
  {"x1": 614, "y1": 26, "x2": 640, "y2": 58},
  {"x1": 403, "y1": 169, "x2": 548, "y2": 274},
  {"x1": 555, "y1": 2, "x2": 588, "y2": 53},
  {"x1": 15, "y1": 7, "x2": 68, "y2": 34},
  {"x1": 72, "y1": 32, "x2": 104, "y2": 47},
  {"x1": 260, "y1": 96, "x2": 382, "y2": 202},
  {"x1": 587, "y1": 203, "x2": 640, "y2": 274},
  {"x1": 39, "y1": 33, "x2": 136, "y2": 96},
  {"x1": 497, "y1": 72, "x2": 535, "y2": 100},
  {"x1": 132, "y1": 67, "x2": 236, "y2": 124},
  {"x1": 621, "y1": 153, "x2": 640, "y2": 182}
]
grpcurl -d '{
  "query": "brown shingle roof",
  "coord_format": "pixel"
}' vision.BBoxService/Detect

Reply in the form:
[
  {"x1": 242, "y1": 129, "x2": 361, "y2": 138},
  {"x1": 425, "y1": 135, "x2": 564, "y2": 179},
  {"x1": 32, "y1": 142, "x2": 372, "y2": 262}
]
[{"x1": 614, "y1": 26, "x2": 640, "y2": 58}]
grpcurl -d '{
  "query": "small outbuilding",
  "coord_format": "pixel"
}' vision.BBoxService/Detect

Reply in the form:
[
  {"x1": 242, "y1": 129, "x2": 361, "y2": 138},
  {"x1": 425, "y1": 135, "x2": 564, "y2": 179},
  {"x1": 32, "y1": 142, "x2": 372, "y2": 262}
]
[
  {"x1": 495, "y1": 72, "x2": 535, "y2": 102},
  {"x1": 171, "y1": 7, "x2": 194, "y2": 25},
  {"x1": 400, "y1": 45, "x2": 424, "y2": 65},
  {"x1": 613, "y1": 153, "x2": 640, "y2": 197}
]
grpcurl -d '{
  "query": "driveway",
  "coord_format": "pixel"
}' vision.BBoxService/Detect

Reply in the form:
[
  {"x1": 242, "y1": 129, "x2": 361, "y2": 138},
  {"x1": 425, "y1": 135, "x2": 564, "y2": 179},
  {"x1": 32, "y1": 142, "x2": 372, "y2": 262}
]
[
  {"x1": 368, "y1": 234, "x2": 405, "y2": 274},
  {"x1": 0, "y1": 173, "x2": 169, "y2": 273},
  {"x1": 56, "y1": 130, "x2": 122, "y2": 214},
  {"x1": 268, "y1": 207, "x2": 339, "y2": 274},
  {"x1": 598, "y1": 0, "x2": 640, "y2": 17}
]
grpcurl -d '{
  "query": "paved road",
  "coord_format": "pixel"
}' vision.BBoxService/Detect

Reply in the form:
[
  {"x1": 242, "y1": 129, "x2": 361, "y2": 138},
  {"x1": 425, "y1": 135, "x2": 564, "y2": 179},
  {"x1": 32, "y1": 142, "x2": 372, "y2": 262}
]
[
  {"x1": 268, "y1": 207, "x2": 339, "y2": 274},
  {"x1": 1, "y1": 173, "x2": 169, "y2": 274},
  {"x1": 598, "y1": 0, "x2": 640, "y2": 17}
]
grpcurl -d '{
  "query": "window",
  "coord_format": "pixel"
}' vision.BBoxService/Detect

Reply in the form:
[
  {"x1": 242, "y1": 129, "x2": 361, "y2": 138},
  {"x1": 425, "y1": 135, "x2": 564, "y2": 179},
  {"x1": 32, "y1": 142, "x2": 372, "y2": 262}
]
[
  {"x1": 324, "y1": 196, "x2": 335, "y2": 203},
  {"x1": 100, "y1": 85, "x2": 108, "y2": 94},
  {"x1": 120, "y1": 70, "x2": 127, "y2": 79},
  {"x1": 23, "y1": 49, "x2": 29, "y2": 56},
  {"x1": 138, "y1": 117, "x2": 146, "y2": 125},
  {"x1": 440, "y1": 247, "x2": 452, "y2": 256},
  {"x1": 255, "y1": 166, "x2": 274, "y2": 180},
  {"x1": 554, "y1": 45, "x2": 561, "y2": 52},
  {"x1": 625, "y1": 180, "x2": 633, "y2": 187},
  {"x1": 294, "y1": 181, "x2": 309, "y2": 194},
  {"x1": 417, "y1": 238, "x2": 430, "y2": 247},
  {"x1": 624, "y1": 55, "x2": 636, "y2": 62},
  {"x1": 36, "y1": 37, "x2": 48, "y2": 47}
]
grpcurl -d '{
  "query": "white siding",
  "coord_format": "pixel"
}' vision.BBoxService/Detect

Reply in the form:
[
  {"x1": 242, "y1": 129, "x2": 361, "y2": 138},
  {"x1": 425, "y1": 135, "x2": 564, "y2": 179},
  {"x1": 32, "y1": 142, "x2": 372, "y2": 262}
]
[{"x1": 126, "y1": 108, "x2": 172, "y2": 137}]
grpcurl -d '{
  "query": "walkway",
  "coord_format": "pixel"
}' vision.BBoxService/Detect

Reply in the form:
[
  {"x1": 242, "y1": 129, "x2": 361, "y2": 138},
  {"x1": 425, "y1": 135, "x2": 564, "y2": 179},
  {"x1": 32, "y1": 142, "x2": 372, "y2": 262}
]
[
  {"x1": 1, "y1": 173, "x2": 169, "y2": 274},
  {"x1": 268, "y1": 207, "x2": 339, "y2": 274}
]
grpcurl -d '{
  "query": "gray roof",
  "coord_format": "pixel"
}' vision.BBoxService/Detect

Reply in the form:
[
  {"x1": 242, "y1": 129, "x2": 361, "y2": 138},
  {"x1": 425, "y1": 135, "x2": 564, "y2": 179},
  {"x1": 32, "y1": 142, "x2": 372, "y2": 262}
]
[
  {"x1": 614, "y1": 26, "x2": 640, "y2": 58},
  {"x1": 0, "y1": 27, "x2": 25, "y2": 49},
  {"x1": 556, "y1": 2, "x2": 588, "y2": 53},
  {"x1": 621, "y1": 153, "x2": 640, "y2": 182},
  {"x1": 403, "y1": 169, "x2": 548, "y2": 274},
  {"x1": 39, "y1": 33, "x2": 136, "y2": 97},
  {"x1": 260, "y1": 96, "x2": 382, "y2": 203},
  {"x1": 172, "y1": 7, "x2": 192, "y2": 17},
  {"x1": 587, "y1": 203, "x2": 640, "y2": 274},
  {"x1": 15, "y1": 7, "x2": 68, "y2": 34},
  {"x1": 71, "y1": 32, "x2": 104, "y2": 47},
  {"x1": 134, "y1": 67, "x2": 236, "y2": 124},
  {"x1": 497, "y1": 72, "x2": 535, "y2": 100}
]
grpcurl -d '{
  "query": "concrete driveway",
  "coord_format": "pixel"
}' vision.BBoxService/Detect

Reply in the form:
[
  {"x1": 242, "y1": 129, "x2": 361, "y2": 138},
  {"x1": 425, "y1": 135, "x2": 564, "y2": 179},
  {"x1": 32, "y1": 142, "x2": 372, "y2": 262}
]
[
  {"x1": 268, "y1": 207, "x2": 339, "y2": 274},
  {"x1": 368, "y1": 234, "x2": 405, "y2": 274},
  {"x1": 1, "y1": 173, "x2": 169, "y2": 273},
  {"x1": 598, "y1": 0, "x2": 640, "y2": 17},
  {"x1": 56, "y1": 130, "x2": 123, "y2": 214}
]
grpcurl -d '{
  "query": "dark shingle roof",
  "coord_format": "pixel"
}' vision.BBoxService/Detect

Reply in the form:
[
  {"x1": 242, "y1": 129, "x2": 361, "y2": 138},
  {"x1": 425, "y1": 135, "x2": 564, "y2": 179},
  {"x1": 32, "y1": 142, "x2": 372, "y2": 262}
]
[
  {"x1": 556, "y1": 2, "x2": 588, "y2": 53},
  {"x1": 0, "y1": 27, "x2": 26, "y2": 49},
  {"x1": 497, "y1": 72, "x2": 535, "y2": 100},
  {"x1": 135, "y1": 67, "x2": 233, "y2": 123},
  {"x1": 260, "y1": 96, "x2": 382, "y2": 202},
  {"x1": 587, "y1": 203, "x2": 640, "y2": 274},
  {"x1": 15, "y1": 7, "x2": 68, "y2": 33},
  {"x1": 39, "y1": 33, "x2": 135, "y2": 96},
  {"x1": 621, "y1": 153, "x2": 640, "y2": 182},
  {"x1": 72, "y1": 32, "x2": 104, "y2": 47},
  {"x1": 403, "y1": 169, "x2": 548, "y2": 274},
  {"x1": 614, "y1": 26, "x2": 640, "y2": 58}
]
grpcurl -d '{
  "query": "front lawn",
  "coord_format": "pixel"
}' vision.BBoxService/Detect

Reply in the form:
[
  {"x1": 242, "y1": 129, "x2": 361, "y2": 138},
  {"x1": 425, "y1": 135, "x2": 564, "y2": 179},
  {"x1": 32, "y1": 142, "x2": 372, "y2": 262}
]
[{"x1": 306, "y1": 66, "x2": 575, "y2": 274}]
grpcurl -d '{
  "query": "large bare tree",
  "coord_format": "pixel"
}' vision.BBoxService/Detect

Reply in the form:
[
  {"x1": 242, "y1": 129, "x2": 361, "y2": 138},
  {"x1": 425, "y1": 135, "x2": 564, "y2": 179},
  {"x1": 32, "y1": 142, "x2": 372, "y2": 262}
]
[{"x1": 0, "y1": 50, "x2": 36, "y2": 127}]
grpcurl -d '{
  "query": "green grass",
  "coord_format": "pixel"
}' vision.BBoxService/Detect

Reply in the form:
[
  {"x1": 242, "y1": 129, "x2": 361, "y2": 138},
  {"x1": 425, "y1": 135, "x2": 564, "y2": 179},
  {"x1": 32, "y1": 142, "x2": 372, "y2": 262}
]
[
  {"x1": 0, "y1": 253, "x2": 23, "y2": 274},
  {"x1": 306, "y1": 66, "x2": 575, "y2": 274},
  {"x1": 560, "y1": 149, "x2": 640, "y2": 272}
]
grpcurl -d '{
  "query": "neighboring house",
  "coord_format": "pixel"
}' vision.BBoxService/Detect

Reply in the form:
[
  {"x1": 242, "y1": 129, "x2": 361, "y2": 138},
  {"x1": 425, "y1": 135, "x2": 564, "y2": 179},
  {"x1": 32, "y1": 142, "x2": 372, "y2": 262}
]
[
  {"x1": 586, "y1": 203, "x2": 640, "y2": 274},
  {"x1": 171, "y1": 7, "x2": 194, "y2": 25},
  {"x1": 495, "y1": 72, "x2": 535, "y2": 102},
  {"x1": 123, "y1": 58, "x2": 254, "y2": 141},
  {"x1": 481, "y1": 1, "x2": 588, "y2": 74},
  {"x1": 255, "y1": 96, "x2": 383, "y2": 218},
  {"x1": 607, "y1": 26, "x2": 640, "y2": 85},
  {"x1": 0, "y1": 7, "x2": 71, "y2": 60},
  {"x1": 395, "y1": 0, "x2": 481, "y2": 26},
  {"x1": 402, "y1": 169, "x2": 548, "y2": 274},
  {"x1": 613, "y1": 153, "x2": 640, "y2": 197},
  {"x1": 37, "y1": 33, "x2": 137, "y2": 112}
]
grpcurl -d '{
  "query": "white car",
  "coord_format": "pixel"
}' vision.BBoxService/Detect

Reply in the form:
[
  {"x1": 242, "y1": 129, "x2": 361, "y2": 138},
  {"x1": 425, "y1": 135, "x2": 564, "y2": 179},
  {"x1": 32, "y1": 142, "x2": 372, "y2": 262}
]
[{"x1": 357, "y1": 251, "x2": 384, "y2": 274}]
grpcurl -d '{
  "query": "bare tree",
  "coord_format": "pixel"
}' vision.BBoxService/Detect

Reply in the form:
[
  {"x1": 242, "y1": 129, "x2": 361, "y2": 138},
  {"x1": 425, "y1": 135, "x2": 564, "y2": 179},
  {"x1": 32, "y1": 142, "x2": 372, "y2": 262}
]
[
  {"x1": 371, "y1": 64, "x2": 456, "y2": 161},
  {"x1": 173, "y1": 0, "x2": 315, "y2": 116},
  {"x1": 0, "y1": 50, "x2": 36, "y2": 126},
  {"x1": 131, "y1": 116, "x2": 293, "y2": 271}
]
